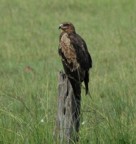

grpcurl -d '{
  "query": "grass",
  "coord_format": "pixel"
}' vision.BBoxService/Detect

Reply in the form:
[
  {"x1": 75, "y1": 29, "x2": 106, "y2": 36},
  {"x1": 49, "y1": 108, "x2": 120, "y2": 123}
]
[{"x1": 0, "y1": 0, "x2": 136, "y2": 143}]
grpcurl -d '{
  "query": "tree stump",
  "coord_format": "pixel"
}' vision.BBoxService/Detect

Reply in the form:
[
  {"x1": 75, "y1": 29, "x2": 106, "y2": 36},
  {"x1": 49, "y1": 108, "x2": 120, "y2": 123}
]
[{"x1": 54, "y1": 71, "x2": 81, "y2": 144}]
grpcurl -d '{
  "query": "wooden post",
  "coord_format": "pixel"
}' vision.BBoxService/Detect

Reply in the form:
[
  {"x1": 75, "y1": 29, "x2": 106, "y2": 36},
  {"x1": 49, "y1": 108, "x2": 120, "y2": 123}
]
[{"x1": 54, "y1": 71, "x2": 81, "y2": 144}]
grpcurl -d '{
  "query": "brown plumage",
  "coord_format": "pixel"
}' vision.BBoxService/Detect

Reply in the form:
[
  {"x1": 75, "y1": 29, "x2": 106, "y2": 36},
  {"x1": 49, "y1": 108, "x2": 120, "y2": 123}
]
[{"x1": 58, "y1": 22, "x2": 92, "y2": 96}]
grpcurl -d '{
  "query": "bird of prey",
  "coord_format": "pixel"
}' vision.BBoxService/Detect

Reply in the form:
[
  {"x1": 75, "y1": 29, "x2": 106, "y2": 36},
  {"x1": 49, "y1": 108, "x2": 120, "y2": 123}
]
[{"x1": 58, "y1": 22, "x2": 92, "y2": 96}]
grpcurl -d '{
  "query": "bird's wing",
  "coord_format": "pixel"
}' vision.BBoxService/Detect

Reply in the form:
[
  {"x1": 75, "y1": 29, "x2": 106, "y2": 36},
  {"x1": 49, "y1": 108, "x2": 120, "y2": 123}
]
[{"x1": 69, "y1": 33, "x2": 92, "y2": 70}]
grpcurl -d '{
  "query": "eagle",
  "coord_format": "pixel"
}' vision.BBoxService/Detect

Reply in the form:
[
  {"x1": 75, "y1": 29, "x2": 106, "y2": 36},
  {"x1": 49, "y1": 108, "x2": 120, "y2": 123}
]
[{"x1": 58, "y1": 22, "x2": 92, "y2": 96}]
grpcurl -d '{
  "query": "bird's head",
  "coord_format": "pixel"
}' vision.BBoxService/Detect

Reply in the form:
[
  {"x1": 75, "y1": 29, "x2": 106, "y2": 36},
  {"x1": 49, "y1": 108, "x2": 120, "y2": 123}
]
[{"x1": 59, "y1": 22, "x2": 76, "y2": 34}]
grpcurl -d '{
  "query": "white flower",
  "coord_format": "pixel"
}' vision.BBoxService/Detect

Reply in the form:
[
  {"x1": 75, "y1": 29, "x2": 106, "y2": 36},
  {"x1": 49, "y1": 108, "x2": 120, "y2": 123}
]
[
  {"x1": 40, "y1": 119, "x2": 44, "y2": 123},
  {"x1": 81, "y1": 121, "x2": 86, "y2": 125}
]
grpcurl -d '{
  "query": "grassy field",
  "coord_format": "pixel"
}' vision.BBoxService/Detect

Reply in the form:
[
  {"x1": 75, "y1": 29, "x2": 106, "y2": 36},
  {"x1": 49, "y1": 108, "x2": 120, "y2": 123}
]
[{"x1": 0, "y1": 0, "x2": 136, "y2": 143}]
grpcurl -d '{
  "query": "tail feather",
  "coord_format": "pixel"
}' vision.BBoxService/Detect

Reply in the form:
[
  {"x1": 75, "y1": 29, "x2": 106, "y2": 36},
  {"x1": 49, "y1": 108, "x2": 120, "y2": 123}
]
[{"x1": 84, "y1": 71, "x2": 89, "y2": 95}]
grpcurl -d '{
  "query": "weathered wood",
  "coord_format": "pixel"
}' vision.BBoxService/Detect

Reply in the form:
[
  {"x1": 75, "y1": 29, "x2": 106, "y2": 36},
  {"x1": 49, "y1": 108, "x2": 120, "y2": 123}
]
[{"x1": 54, "y1": 71, "x2": 81, "y2": 144}]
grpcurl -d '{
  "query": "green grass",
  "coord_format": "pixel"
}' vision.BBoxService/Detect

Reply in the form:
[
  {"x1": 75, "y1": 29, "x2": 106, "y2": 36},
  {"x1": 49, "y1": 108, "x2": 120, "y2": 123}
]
[{"x1": 0, "y1": 0, "x2": 136, "y2": 143}]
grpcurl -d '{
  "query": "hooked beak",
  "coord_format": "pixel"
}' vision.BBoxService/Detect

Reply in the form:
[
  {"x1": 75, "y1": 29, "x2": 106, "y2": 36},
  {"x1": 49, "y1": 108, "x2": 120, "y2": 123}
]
[{"x1": 58, "y1": 24, "x2": 63, "y2": 29}]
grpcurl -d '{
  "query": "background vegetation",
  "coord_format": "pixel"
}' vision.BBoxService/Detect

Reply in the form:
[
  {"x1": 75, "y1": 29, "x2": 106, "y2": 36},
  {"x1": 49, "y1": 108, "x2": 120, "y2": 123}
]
[{"x1": 0, "y1": 0, "x2": 136, "y2": 143}]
